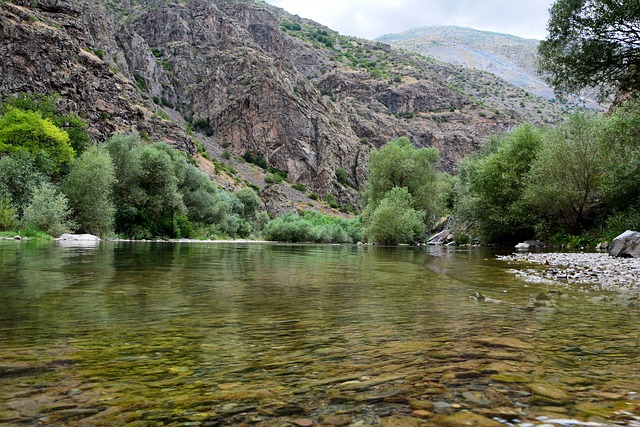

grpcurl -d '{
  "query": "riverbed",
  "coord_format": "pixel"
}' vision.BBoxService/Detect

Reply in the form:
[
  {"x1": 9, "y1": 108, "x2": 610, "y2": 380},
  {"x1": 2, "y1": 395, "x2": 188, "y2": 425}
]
[{"x1": 1, "y1": 241, "x2": 639, "y2": 426}]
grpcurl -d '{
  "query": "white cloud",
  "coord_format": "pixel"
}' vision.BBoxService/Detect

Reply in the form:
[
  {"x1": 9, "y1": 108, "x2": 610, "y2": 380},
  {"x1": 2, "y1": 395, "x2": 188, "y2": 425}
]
[{"x1": 264, "y1": 0, "x2": 554, "y2": 40}]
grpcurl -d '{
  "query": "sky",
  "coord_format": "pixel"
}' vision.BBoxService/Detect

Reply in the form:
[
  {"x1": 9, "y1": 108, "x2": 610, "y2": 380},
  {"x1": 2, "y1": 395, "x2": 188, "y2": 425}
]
[{"x1": 263, "y1": 0, "x2": 555, "y2": 41}]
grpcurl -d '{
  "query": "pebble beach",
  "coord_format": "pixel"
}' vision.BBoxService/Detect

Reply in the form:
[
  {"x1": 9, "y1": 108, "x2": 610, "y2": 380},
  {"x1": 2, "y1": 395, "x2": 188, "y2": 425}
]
[{"x1": 497, "y1": 252, "x2": 640, "y2": 295}]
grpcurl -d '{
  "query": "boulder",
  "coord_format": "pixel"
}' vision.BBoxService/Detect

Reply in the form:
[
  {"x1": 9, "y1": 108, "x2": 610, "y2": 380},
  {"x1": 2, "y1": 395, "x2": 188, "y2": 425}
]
[
  {"x1": 57, "y1": 234, "x2": 101, "y2": 241},
  {"x1": 515, "y1": 240, "x2": 544, "y2": 250},
  {"x1": 609, "y1": 230, "x2": 640, "y2": 258}
]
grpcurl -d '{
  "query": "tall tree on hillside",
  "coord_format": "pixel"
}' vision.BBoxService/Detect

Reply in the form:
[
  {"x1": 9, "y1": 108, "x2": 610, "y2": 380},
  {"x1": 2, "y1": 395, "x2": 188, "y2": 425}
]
[{"x1": 538, "y1": 0, "x2": 640, "y2": 98}]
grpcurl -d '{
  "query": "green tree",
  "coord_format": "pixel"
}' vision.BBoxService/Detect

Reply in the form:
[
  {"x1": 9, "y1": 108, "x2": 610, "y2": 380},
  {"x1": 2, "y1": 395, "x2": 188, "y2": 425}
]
[
  {"x1": 364, "y1": 137, "x2": 441, "y2": 225},
  {"x1": 106, "y1": 133, "x2": 147, "y2": 236},
  {"x1": 363, "y1": 187, "x2": 424, "y2": 245},
  {"x1": 457, "y1": 124, "x2": 544, "y2": 243},
  {"x1": 0, "y1": 107, "x2": 75, "y2": 176},
  {"x1": 538, "y1": 0, "x2": 640, "y2": 97},
  {"x1": 599, "y1": 98, "x2": 640, "y2": 211},
  {"x1": 0, "y1": 195, "x2": 19, "y2": 231},
  {"x1": 1, "y1": 93, "x2": 89, "y2": 153},
  {"x1": 235, "y1": 187, "x2": 261, "y2": 220},
  {"x1": 0, "y1": 153, "x2": 44, "y2": 216},
  {"x1": 525, "y1": 113, "x2": 606, "y2": 233},
  {"x1": 22, "y1": 182, "x2": 75, "y2": 237},
  {"x1": 138, "y1": 144, "x2": 186, "y2": 237},
  {"x1": 63, "y1": 146, "x2": 117, "y2": 236}
]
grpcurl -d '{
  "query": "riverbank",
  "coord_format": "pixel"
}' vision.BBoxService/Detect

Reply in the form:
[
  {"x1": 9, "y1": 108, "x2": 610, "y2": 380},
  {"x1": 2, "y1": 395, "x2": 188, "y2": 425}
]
[{"x1": 497, "y1": 252, "x2": 640, "y2": 295}]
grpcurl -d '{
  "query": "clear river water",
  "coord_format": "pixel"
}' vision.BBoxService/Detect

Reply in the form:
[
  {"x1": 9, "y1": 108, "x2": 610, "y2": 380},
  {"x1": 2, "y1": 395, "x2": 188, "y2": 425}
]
[{"x1": 0, "y1": 240, "x2": 639, "y2": 426}]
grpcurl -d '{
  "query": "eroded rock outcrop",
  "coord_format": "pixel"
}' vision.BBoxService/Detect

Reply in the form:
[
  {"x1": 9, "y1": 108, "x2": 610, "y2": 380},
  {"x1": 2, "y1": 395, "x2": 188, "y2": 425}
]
[{"x1": 0, "y1": 0, "x2": 558, "y2": 206}]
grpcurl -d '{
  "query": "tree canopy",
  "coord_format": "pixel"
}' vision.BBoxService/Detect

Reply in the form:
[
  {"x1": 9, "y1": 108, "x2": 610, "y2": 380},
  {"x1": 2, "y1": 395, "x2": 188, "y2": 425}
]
[{"x1": 538, "y1": 0, "x2": 640, "y2": 98}]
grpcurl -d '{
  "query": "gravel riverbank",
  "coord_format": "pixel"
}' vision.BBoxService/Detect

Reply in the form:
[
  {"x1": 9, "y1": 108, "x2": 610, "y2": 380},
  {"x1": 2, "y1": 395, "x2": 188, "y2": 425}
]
[{"x1": 497, "y1": 252, "x2": 640, "y2": 295}]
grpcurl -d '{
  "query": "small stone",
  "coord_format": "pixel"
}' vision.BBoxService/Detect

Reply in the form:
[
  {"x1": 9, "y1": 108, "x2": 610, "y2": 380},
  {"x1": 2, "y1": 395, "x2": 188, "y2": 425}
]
[
  {"x1": 410, "y1": 409, "x2": 432, "y2": 419},
  {"x1": 294, "y1": 418, "x2": 314, "y2": 427},
  {"x1": 433, "y1": 411, "x2": 504, "y2": 427},
  {"x1": 528, "y1": 383, "x2": 571, "y2": 403},
  {"x1": 321, "y1": 414, "x2": 351, "y2": 426}
]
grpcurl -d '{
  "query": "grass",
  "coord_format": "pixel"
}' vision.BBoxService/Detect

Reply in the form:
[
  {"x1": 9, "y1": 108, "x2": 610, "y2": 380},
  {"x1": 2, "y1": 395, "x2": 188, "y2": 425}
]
[{"x1": 0, "y1": 229, "x2": 54, "y2": 240}]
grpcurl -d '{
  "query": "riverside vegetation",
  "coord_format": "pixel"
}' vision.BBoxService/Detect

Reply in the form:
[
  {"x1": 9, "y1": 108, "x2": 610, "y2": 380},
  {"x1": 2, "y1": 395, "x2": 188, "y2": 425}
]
[
  {"x1": 2, "y1": 0, "x2": 640, "y2": 247},
  {"x1": 2, "y1": 92, "x2": 640, "y2": 246}
]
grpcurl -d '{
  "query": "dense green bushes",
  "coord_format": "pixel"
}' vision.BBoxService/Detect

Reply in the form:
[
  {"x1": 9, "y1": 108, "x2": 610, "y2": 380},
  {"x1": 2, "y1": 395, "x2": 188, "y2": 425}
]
[
  {"x1": 0, "y1": 97, "x2": 265, "y2": 239},
  {"x1": 263, "y1": 211, "x2": 360, "y2": 243},
  {"x1": 456, "y1": 101, "x2": 640, "y2": 244}
]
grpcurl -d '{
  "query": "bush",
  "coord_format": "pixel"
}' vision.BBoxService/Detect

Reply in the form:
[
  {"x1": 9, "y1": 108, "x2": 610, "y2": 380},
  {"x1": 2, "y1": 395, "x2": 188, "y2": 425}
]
[
  {"x1": 324, "y1": 194, "x2": 339, "y2": 209},
  {"x1": 63, "y1": 146, "x2": 116, "y2": 236},
  {"x1": 292, "y1": 183, "x2": 307, "y2": 192},
  {"x1": 0, "y1": 195, "x2": 19, "y2": 231},
  {"x1": 0, "y1": 106, "x2": 75, "y2": 177},
  {"x1": 22, "y1": 182, "x2": 75, "y2": 237},
  {"x1": 363, "y1": 187, "x2": 424, "y2": 245},
  {"x1": 265, "y1": 172, "x2": 284, "y2": 185},
  {"x1": 336, "y1": 167, "x2": 349, "y2": 186},
  {"x1": 263, "y1": 211, "x2": 359, "y2": 243},
  {"x1": 0, "y1": 153, "x2": 44, "y2": 216}
]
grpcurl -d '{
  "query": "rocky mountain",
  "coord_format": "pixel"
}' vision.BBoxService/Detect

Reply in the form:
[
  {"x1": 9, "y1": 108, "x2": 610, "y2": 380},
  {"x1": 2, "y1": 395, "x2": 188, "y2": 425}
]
[
  {"x1": 0, "y1": 0, "x2": 564, "y2": 212},
  {"x1": 378, "y1": 26, "x2": 604, "y2": 110}
]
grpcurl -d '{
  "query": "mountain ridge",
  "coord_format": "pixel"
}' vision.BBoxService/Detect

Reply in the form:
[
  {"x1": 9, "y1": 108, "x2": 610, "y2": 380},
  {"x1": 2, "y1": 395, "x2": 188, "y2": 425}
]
[
  {"x1": 0, "y1": 0, "x2": 565, "y2": 213},
  {"x1": 377, "y1": 25, "x2": 604, "y2": 110}
]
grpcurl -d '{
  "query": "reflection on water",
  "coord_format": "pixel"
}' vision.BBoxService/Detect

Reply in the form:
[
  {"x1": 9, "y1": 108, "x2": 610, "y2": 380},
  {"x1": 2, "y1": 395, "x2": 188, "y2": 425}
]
[{"x1": 0, "y1": 241, "x2": 639, "y2": 426}]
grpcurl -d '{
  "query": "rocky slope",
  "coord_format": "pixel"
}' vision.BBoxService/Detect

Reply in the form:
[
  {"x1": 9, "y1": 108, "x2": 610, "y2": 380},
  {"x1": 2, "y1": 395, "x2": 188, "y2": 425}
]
[
  {"x1": 378, "y1": 26, "x2": 604, "y2": 110},
  {"x1": 0, "y1": 0, "x2": 564, "y2": 211}
]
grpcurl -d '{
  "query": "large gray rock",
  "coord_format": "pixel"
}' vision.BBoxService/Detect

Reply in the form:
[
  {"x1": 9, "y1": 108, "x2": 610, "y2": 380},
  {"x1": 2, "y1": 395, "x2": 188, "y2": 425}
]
[{"x1": 609, "y1": 230, "x2": 640, "y2": 258}]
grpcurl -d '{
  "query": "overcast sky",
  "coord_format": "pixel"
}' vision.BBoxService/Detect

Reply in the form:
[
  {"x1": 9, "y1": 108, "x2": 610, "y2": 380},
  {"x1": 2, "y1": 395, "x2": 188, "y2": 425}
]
[{"x1": 263, "y1": 0, "x2": 555, "y2": 41}]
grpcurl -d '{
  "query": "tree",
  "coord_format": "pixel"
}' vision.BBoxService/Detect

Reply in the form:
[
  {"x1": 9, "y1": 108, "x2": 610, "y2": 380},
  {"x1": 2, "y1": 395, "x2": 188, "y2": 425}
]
[
  {"x1": 363, "y1": 187, "x2": 424, "y2": 245},
  {"x1": 137, "y1": 144, "x2": 185, "y2": 237},
  {"x1": 364, "y1": 137, "x2": 441, "y2": 225},
  {"x1": 0, "y1": 152, "x2": 44, "y2": 216},
  {"x1": 525, "y1": 113, "x2": 606, "y2": 233},
  {"x1": 22, "y1": 182, "x2": 75, "y2": 237},
  {"x1": 234, "y1": 187, "x2": 261, "y2": 220},
  {"x1": 63, "y1": 146, "x2": 117, "y2": 236},
  {"x1": 456, "y1": 124, "x2": 544, "y2": 243},
  {"x1": 0, "y1": 93, "x2": 89, "y2": 154},
  {"x1": 599, "y1": 97, "x2": 640, "y2": 211},
  {"x1": 0, "y1": 107, "x2": 75, "y2": 176},
  {"x1": 538, "y1": 0, "x2": 640, "y2": 98},
  {"x1": 106, "y1": 133, "x2": 147, "y2": 236}
]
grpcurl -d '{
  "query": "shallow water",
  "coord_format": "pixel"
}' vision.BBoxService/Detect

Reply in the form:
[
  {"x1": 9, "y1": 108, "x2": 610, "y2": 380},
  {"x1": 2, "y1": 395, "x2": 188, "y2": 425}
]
[{"x1": 0, "y1": 241, "x2": 639, "y2": 426}]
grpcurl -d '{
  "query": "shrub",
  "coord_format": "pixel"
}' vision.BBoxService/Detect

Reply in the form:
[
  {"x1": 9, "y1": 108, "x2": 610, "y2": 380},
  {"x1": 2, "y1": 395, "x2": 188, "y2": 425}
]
[
  {"x1": 292, "y1": 183, "x2": 307, "y2": 192},
  {"x1": 0, "y1": 107, "x2": 75, "y2": 177},
  {"x1": 0, "y1": 195, "x2": 19, "y2": 231},
  {"x1": 63, "y1": 146, "x2": 116, "y2": 236},
  {"x1": 363, "y1": 187, "x2": 424, "y2": 245},
  {"x1": 336, "y1": 167, "x2": 349, "y2": 185},
  {"x1": 263, "y1": 211, "x2": 358, "y2": 243},
  {"x1": 22, "y1": 182, "x2": 76, "y2": 237},
  {"x1": 265, "y1": 172, "x2": 284, "y2": 185}
]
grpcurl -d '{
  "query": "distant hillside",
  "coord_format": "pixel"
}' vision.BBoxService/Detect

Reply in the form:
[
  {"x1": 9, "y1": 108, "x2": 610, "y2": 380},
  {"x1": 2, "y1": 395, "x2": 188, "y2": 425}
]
[
  {"x1": 378, "y1": 26, "x2": 603, "y2": 109},
  {"x1": 0, "y1": 0, "x2": 566, "y2": 214}
]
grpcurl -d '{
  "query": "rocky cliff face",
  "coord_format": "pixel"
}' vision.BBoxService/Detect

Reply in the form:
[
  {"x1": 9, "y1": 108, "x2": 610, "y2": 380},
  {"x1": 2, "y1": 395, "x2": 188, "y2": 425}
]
[
  {"x1": 0, "y1": 0, "x2": 561, "y2": 208},
  {"x1": 0, "y1": 0, "x2": 194, "y2": 153}
]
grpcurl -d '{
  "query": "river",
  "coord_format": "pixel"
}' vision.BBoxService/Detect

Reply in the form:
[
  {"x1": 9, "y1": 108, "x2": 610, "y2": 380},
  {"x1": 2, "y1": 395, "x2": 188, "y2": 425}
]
[{"x1": 0, "y1": 240, "x2": 638, "y2": 426}]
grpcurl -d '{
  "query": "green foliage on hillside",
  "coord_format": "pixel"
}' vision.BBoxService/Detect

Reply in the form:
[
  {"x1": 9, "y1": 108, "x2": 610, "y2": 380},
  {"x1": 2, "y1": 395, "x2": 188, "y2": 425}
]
[{"x1": 0, "y1": 107, "x2": 75, "y2": 177}]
